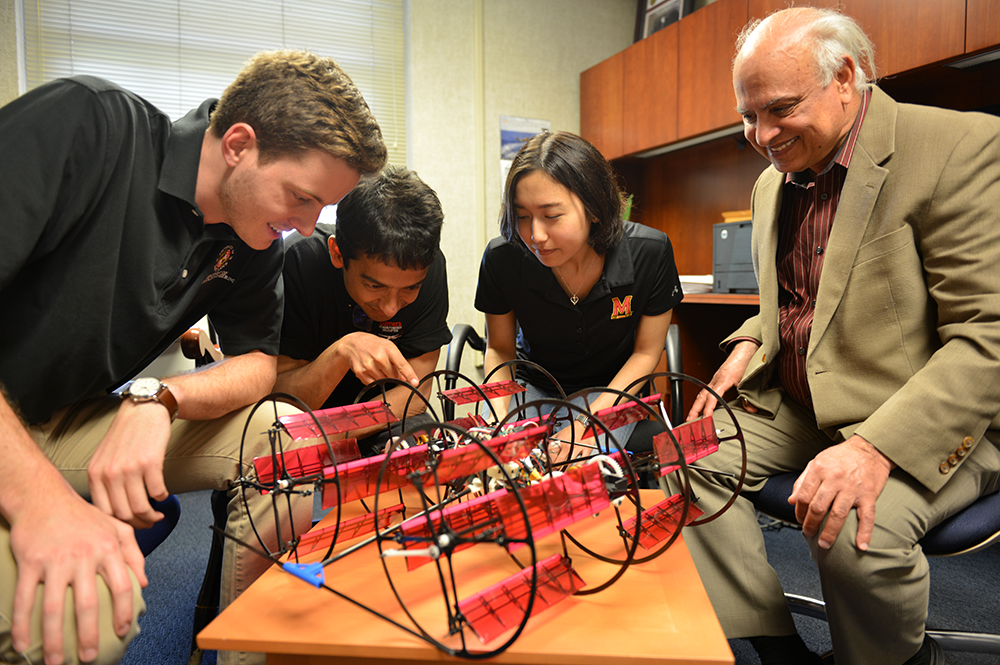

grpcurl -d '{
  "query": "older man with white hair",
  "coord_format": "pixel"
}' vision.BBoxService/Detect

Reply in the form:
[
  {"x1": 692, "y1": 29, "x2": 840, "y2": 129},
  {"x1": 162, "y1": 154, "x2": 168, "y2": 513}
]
[{"x1": 684, "y1": 7, "x2": 1000, "y2": 665}]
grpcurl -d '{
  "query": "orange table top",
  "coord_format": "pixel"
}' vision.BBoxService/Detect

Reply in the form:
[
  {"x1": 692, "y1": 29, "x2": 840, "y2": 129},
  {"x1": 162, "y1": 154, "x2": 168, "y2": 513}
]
[{"x1": 198, "y1": 489, "x2": 733, "y2": 665}]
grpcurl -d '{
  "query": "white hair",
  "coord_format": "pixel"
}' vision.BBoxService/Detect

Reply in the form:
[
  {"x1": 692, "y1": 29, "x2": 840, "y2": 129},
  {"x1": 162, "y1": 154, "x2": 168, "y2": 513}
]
[{"x1": 734, "y1": 7, "x2": 877, "y2": 93}]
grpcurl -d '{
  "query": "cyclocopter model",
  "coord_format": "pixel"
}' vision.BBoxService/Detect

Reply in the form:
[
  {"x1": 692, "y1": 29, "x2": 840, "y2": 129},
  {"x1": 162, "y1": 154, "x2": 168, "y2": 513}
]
[{"x1": 221, "y1": 362, "x2": 747, "y2": 659}]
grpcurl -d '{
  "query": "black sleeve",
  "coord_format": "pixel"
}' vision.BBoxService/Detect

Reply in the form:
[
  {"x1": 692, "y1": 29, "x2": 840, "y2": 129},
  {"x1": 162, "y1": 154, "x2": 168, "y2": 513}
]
[
  {"x1": 0, "y1": 79, "x2": 111, "y2": 292},
  {"x1": 474, "y1": 237, "x2": 517, "y2": 316},
  {"x1": 641, "y1": 232, "x2": 684, "y2": 316}
]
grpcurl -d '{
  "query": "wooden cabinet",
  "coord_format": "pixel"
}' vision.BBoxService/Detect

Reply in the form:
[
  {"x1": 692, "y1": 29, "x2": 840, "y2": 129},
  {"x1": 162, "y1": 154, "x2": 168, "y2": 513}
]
[
  {"x1": 584, "y1": 0, "x2": 998, "y2": 160},
  {"x1": 618, "y1": 133, "x2": 768, "y2": 384},
  {"x1": 624, "y1": 134, "x2": 766, "y2": 277},
  {"x1": 622, "y1": 22, "x2": 679, "y2": 155},
  {"x1": 580, "y1": 50, "x2": 624, "y2": 159},
  {"x1": 677, "y1": 0, "x2": 747, "y2": 139},
  {"x1": 748, "y1": 0, "x2": 966, "y2": 77},
  {"x1": 858, "y1": 0, "x2": 965, "y2": 75},
  {"x1": 968, "y1": 0, "x2": 1000, "y2": 55}
]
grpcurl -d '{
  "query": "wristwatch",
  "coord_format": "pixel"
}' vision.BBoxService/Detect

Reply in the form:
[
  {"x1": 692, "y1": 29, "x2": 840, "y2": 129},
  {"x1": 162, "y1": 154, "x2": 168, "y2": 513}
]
[{"x1": 123, "y1": 377, "x2": 179, "y2": 422}]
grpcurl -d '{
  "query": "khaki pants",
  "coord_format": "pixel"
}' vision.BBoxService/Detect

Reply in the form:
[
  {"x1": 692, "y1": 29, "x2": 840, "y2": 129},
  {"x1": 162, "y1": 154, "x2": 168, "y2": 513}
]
[
  {"x1": 0, "y1": 395, "x2": 313, "y2": 665},
  {"x1": 681, "y1": 398, "x2": 1000, "y2": 665}
]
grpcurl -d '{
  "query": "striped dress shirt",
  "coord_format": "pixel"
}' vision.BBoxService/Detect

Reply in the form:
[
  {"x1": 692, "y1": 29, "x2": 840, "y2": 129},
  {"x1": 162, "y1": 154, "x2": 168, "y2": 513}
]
[{"x1": 775, "y1": 88, "x2": 872, "y2": 410}]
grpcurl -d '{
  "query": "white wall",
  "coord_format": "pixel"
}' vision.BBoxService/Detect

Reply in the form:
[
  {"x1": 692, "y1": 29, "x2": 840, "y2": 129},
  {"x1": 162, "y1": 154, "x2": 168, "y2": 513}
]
[
  {"x1": 0, "y1": 0, "x2": 20, "y2": 105},
  {"x1": 407, "y1": 0, "x2": 635, "y2": 377}
]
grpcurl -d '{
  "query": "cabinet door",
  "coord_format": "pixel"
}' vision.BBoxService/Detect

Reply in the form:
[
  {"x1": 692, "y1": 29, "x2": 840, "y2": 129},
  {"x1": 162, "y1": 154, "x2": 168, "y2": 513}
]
[
  {"x1": 677, "y1": 0, "x2": 747, "y2": 139},
  {"x1": 581, "y1": 51, "x2": 625, "y2": 160},
  {"x1": 968, "y1": 0, "x2": 1000, "y2": 54},
  {"x1": 623, "y1": 21, "x2": 679, "y2": 155},
  {"x1": 749, "y1": 0, "x2": 841, "y2": 20},
  {"x1": 748, "y1": 0, "x2": 966, "y2": 77},
  {"x1": 861, "y1": 0, "x2": 965, "y2": 75}
]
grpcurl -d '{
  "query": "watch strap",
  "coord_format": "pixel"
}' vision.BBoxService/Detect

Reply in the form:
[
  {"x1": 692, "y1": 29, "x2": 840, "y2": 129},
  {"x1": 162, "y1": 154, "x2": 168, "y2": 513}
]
[
  {"x1": 157, "y1": 383, "x2": 179, "y2": 422},
  {"x1": 123, "y1": 378, "x2": 179, "y2": 422}
]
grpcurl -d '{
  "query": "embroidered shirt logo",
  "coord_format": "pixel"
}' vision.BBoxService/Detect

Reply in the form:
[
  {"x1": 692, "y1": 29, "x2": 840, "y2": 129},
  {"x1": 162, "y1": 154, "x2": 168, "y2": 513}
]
[
  {"x1": 203, "y1": 245, "x2": 236, "y2": 285},
  {"x1": 215, "y1": 246, "x2": 234, "y2": 271},
  {"x1": 376, "y1": 321, "x2": 403, "y2": 340},
  {"x1": 611, "y1": 295, "x2": 633, "y2": 320}
]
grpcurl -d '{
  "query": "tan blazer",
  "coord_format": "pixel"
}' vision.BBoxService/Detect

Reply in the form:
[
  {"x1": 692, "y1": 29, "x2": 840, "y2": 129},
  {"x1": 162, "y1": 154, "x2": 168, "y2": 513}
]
[{"x1": 728, "y1": 86, "x2": 1000, "y2": 493}]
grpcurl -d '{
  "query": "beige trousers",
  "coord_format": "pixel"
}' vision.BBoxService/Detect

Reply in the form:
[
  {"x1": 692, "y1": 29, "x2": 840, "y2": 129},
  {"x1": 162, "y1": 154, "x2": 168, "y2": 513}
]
[
  {"x1": 0, "y1": 395, "x2": 313, "y2": 665},
  {"x1": 681, "y1": 398, "x2": 1000, "y2": 665}
]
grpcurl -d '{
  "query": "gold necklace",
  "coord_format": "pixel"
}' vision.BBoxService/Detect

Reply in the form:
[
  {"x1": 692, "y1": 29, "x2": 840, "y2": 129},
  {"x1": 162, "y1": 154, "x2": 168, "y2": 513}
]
[{"x1": 555, "y1": 251, "x2": 598, "y2": 306}]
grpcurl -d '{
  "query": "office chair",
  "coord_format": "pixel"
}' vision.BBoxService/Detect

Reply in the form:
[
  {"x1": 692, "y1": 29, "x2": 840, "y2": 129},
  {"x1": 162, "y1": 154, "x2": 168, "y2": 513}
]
[
  {"x1": 442, "y1": 323, "x2": 487, "y2": 421},
  {"x1": 664, "y1": 323, "x2": 685, "y2": 427},
  {"x1": 746, "y1": 471, "x2": 1000, "y2": 657},
  {"x1": 179, "y1": 325, "x2": 222, "y2": 365},
  {"x1": 133, "y1": 495, "x2": 182, "y2": 557}
]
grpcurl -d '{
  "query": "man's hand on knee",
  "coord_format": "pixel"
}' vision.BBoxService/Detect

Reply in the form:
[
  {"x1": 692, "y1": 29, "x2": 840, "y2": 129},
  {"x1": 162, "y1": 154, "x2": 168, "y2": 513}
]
[
  {"x1": 788, "y1": 435, "x2": 895, "y2": 551},
  {"x1": 10, "y1": 492, "x2": 146, "y2": 664}
]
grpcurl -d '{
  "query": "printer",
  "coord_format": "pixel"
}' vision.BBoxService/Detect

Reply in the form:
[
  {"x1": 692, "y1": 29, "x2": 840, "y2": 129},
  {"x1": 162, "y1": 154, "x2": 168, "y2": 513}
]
[{"x1": 713, "y1": 219, "x2": 758, "y2": 293}]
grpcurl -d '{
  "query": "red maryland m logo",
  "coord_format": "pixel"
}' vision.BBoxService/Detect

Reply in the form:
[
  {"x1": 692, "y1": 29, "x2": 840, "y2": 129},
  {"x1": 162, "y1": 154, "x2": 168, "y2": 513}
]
[{"x1": 611, "y1": 295, "x2": 633, "y2": 320}]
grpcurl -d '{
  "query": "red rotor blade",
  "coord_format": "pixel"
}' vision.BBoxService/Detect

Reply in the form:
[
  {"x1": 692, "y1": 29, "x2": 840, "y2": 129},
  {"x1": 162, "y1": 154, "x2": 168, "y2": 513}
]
[
  {"x1": 582, "y1": 394, "x2": 661, "y2": 439},
  {"x1": 408, "y1": 425, "x2": 549, "y2": 487},
  {"x1": 621, "y1": 493, "x2": 705, "y2": 550},
  {"x1": 321, "y1": 444, "x2": 430, "y2": 509},
  {"x1": 459, "y1": 553, "x2": 586, "y2": 644},
  {"x1": 653, "y1": 414, "x2": 719, "y2": 476},
  {"x1": 253, "y1": 439, "x2": 362, "y2": 488},
  {"x1": 296, "y1": 504, "x2": 405, "y2": 557},
  {"x1": 278, "y1": 400, "x2": 398, "y2": 441},
  {"x1": 398, "y1": 459, "x2": 610, "y2": 569},
  {"x1": 498, "y1": 463, "x2": 611, "y2": 547},
  {"x1": 399, "y1": 490, "x2": 508, "y2": 571},
  {"x1": 441, "y1": 380, "x2": 525, "y2": 406},
  {"x1": 446, "y1": 413, "x2": 488, "y2": 430}
]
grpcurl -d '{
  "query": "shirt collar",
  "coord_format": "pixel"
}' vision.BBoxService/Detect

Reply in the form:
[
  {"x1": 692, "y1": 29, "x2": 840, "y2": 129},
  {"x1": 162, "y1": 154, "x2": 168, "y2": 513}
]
[
  {"x1": 786, "y1": 86, "x2": 872, "y2": 187},
  {"x1": 159, "y1": 98, "x2": 216, "y2": 216},
  {"x1": 601, "y1": 230, "x2": 635, "y2": 289}
]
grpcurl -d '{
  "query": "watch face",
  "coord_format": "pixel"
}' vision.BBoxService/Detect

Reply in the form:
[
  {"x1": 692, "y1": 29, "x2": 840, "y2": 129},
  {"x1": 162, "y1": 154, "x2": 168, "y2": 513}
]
[{"x1": 129, "y1": 377, "x2": 162, "y2": 400}]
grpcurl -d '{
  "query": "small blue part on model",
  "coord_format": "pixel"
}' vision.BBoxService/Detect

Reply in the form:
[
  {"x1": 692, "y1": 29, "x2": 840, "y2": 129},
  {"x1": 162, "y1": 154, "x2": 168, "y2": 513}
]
[{"x1": 283, "y1": 561, "x2": 325, "y2": 587}]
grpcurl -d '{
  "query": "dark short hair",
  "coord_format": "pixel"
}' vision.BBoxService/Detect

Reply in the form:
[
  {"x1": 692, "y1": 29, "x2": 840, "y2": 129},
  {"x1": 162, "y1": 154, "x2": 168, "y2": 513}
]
[
  {"x1": 335, "y1": 165, "x2": 444, "y2": 270},
  {"x1": 499, "y1": 130, "x2": 624, "y2": 255},
  {"x1": 210, "y1": 49, "x2": 387, "y2": 174}
]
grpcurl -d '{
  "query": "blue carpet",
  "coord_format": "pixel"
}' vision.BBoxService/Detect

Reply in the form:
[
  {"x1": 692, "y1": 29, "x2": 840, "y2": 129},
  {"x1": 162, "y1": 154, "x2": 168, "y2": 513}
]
[
  {"x1": 126, "y1": 491, "x2": 1000, "y2": 665},
  {"x1": 122, "y1": 491, "x2": 217, "y2": 665}
]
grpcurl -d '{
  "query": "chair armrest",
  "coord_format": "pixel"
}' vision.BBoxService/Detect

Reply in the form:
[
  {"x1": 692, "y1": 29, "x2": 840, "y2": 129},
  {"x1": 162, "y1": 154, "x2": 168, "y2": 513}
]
[
  {"x1": 666, "y1": 323, "x2": 684, "y2": 425},
  {"x1": 181, "y1": 327, "x2": 222, "y2": 366},
  {"x1": 446, "y1": 323, "x2": 485, "y2": 375}
]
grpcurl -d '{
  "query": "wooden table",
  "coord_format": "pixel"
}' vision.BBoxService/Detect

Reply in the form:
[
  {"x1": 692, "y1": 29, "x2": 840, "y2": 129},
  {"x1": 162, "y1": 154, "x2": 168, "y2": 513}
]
[{"x1": 198, "y1": 489, "x2": 733, "y2": 665}]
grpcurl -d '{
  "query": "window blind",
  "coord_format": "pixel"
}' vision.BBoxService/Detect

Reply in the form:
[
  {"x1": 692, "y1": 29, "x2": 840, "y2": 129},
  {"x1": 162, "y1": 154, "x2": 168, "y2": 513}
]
[{"x1": 21, "y1": 0, "x2": 405, "y2": 167}]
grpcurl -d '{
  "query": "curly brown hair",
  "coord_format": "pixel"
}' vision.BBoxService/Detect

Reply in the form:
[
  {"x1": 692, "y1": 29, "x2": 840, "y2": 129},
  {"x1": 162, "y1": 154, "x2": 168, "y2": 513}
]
[{"x1": 210, "y1": 49, "x2": 387, "y2": 174}]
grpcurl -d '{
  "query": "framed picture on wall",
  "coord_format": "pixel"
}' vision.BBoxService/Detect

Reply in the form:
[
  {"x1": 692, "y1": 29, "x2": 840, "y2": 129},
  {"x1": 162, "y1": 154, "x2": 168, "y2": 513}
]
[
  {"x1": 638, "y1": 0, "x2": 684, "y2": 40},
  {"x1": 634, "y1": 0, "x2": 718, "y2": 41}
]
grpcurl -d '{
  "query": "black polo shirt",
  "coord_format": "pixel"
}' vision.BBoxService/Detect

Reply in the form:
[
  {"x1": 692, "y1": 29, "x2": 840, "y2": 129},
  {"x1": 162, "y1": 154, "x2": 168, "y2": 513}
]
[
  {"x1": 475, "y1": 221, "x2": 683, "y2": 395},
  {"x1": 279, "y1": 224, "x2": 452, "y2": 410},
  {"x1": 0, "y1": 76, "x2": 284, "y2": 424}
]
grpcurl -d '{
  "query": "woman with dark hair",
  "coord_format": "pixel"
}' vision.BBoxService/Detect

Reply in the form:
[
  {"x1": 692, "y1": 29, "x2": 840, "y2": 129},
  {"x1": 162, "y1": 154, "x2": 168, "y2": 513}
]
[{"x1": 475, "y1": 131, "x2": 683, "y2": 457}]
